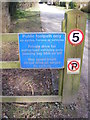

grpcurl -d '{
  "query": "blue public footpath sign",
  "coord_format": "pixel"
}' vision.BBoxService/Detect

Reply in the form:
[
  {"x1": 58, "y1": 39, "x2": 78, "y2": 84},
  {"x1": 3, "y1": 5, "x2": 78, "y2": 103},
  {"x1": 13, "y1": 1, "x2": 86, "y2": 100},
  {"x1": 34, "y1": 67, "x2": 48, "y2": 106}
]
[{"x1": 18, "y1": 33, "x2": 66, "y2": 69}]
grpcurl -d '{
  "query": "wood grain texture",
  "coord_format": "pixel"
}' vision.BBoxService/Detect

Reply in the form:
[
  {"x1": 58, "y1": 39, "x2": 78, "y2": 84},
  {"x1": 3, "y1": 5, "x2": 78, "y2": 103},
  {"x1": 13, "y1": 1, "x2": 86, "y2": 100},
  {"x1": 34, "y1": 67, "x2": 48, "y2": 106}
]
[
  {"x1": 1, "y1": 33, "x2": 18, "y2": 42},
  {"x1": 62, "y1": 10, "x2": 87, "y2": 103},
  {"x1": 58, "y1": 69, "x2": 64, "y2": 97},
  {"x1": 58, "y1": 19, "x2": 66, "y2": 97},
  {"x1": 0, "y1": 61, "x2": 20, "y2": 69},
  {"x1": 0, "y1": 96, "x2": 61, "y2": 103}
]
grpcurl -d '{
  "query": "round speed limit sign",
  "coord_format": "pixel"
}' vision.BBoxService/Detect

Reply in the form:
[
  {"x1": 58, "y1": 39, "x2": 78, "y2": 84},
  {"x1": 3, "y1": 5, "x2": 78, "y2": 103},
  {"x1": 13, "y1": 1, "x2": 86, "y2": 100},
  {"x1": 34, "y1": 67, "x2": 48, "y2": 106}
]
[{"x1": 68, "y1": 29, "x2": 84, "y2": 45}]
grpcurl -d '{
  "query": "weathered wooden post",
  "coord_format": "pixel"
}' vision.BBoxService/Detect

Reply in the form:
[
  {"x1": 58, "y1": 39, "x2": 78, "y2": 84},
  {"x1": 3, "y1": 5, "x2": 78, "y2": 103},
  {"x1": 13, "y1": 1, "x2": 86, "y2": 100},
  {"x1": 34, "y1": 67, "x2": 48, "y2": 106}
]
[{"x1": 61, "y1": 10, "x2": 87, "y2": 103}]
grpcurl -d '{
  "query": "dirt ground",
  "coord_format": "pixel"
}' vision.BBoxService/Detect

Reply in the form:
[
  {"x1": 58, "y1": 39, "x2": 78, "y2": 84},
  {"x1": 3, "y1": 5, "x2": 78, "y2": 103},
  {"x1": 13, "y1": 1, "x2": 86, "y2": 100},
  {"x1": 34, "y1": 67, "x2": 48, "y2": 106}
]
[
  {"x1": 2, "y1": 69, "x2": 53, "y2": 96},
  {"x1": 2, "y1": 95, "x2": 88, "y2": 119},
  {"x1": 1, "y1": 67, "x2": 88, "y2": 118},
  {"x1": 1, "y1": 102, "x2": 82, "y2": 118},
  {"x1": 2, "y1": 41, "x2": 19, "y2": 61}
]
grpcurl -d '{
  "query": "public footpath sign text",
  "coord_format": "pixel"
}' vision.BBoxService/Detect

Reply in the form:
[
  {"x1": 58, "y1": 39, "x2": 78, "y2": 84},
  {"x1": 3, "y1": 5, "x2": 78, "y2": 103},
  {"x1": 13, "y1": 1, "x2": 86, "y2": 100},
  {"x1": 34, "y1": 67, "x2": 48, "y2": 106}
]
[{"x1": 18, "y1": 33, "x2": 66, "y2": 69}]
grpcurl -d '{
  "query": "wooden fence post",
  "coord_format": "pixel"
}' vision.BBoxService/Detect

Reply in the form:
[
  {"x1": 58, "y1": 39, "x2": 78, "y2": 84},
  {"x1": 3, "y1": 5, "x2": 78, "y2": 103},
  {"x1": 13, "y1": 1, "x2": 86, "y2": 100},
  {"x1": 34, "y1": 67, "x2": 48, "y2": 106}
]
[{"x1": 62, "y1": 10, "x2": 87, "y2": 103}]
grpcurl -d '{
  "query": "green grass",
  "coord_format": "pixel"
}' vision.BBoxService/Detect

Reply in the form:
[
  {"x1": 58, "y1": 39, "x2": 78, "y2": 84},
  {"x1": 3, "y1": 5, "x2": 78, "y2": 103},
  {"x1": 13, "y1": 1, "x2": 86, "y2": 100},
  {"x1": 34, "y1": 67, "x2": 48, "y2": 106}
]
[
  {"x1": 13, "y1": 10, "x2": 27, "y2": 19},
  {"x1": 10, "y1": 6, "x2": 42, "y2": 33},
  {"x1": 13, "y1": 9, "x2": 39, "y2": 19},
  {"x1": 13, "y1": 4, "x2": 40, "y2": 20}
]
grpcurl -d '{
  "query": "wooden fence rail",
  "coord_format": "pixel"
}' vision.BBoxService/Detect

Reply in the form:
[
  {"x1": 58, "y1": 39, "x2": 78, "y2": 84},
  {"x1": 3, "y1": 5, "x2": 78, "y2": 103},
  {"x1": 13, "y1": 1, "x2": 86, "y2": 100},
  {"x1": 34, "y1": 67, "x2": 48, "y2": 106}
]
[{"x1": 0, "y1": 10, "x2": 87, "y2": 103}]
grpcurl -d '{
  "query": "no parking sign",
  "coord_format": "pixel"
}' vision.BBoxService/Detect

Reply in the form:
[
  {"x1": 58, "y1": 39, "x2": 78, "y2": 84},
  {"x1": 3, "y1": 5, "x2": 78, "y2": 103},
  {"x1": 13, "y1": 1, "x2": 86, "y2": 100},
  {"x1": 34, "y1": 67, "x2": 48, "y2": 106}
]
[{"x1": 67, "y1": 58, "x2": 81, "y2": 74}]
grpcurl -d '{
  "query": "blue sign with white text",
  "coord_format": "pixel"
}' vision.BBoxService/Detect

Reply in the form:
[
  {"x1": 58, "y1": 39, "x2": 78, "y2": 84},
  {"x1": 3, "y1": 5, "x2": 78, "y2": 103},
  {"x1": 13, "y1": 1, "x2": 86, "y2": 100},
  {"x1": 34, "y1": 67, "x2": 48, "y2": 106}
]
[{"x1": 18, "y1": 33, "x2": 66, "y2": 69}]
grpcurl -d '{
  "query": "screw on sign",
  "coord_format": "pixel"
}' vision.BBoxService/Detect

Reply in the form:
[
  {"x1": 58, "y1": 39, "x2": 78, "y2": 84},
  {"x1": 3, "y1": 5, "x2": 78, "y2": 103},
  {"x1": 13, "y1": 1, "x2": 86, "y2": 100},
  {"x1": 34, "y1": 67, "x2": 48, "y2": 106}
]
[
  {"x1": 68, "y1": 29, "x2": 84, "y2": 45},
  {"x1": 67, "y1": 58, "x2": 81, "y2": 74}
]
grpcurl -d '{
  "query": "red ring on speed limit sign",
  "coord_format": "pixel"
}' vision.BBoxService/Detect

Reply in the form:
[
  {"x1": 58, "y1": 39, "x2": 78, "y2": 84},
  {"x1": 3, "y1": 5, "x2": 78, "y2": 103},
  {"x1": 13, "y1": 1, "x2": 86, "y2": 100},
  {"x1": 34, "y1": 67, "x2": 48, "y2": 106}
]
[
  {"x1": 68, "y1": 29, "x2": 84, "y2": 46},
  {"x1": 68, "y1": 60, "x2": 79, "y2": 72}
]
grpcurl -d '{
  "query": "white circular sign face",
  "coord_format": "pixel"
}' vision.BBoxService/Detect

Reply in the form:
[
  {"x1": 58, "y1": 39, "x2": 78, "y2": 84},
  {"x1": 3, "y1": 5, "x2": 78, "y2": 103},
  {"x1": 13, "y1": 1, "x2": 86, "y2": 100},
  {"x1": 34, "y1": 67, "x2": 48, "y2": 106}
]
[{"x1": 68, "y1": 29, "x2": 84, "y2": 45}]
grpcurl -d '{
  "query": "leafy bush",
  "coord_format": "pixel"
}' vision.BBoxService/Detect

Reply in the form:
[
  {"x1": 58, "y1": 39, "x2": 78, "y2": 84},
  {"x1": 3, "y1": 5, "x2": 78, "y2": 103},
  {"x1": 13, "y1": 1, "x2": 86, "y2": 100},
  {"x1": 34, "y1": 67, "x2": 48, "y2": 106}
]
[
  {"x1": 60, "y1": 2, "x2": 66, "y2": 7},
  {"x1": 69, "y1": 2, "x2": 77, "y2": 9},
  {"x1": 13, "y1": 10, "x2": 26, "y2": 19},
  {"x1": 55, "y1": 2, "x2": 60, "y2": 6}
]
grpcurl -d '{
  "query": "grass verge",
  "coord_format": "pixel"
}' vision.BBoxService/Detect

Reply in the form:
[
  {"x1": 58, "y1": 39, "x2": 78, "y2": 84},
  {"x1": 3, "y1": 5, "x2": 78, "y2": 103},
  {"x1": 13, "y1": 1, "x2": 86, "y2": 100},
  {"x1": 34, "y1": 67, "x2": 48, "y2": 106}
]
[{"x1": 10, "y1": 5, "x2": 42, "y2": 33}]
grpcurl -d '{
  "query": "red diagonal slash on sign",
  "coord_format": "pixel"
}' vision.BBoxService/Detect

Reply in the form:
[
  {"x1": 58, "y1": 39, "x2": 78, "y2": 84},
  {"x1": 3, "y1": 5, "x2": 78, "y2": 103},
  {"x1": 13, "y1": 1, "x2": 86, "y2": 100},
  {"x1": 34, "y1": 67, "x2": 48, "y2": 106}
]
[{"x1": 68, "y1": 60, "x2": 79, "y2": 72}]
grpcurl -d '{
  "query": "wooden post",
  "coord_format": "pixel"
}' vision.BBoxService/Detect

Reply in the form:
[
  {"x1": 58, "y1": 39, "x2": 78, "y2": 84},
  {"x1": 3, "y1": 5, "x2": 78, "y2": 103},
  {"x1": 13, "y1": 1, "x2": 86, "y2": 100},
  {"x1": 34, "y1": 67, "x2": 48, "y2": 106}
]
[
  {"x1": 62, "y1": 10, "x2": 87, "y2": 103},
  {"x1": 58, "y1": 19, "x2": 66, "y2": 97}
]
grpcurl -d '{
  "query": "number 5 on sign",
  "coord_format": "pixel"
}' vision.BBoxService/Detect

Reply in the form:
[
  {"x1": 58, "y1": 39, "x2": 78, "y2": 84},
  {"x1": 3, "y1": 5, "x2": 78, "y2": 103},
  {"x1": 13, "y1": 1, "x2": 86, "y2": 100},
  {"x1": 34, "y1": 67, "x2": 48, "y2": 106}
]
[{"x1": 68, "y1": 29, "x2": 84, "y2": 45}]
